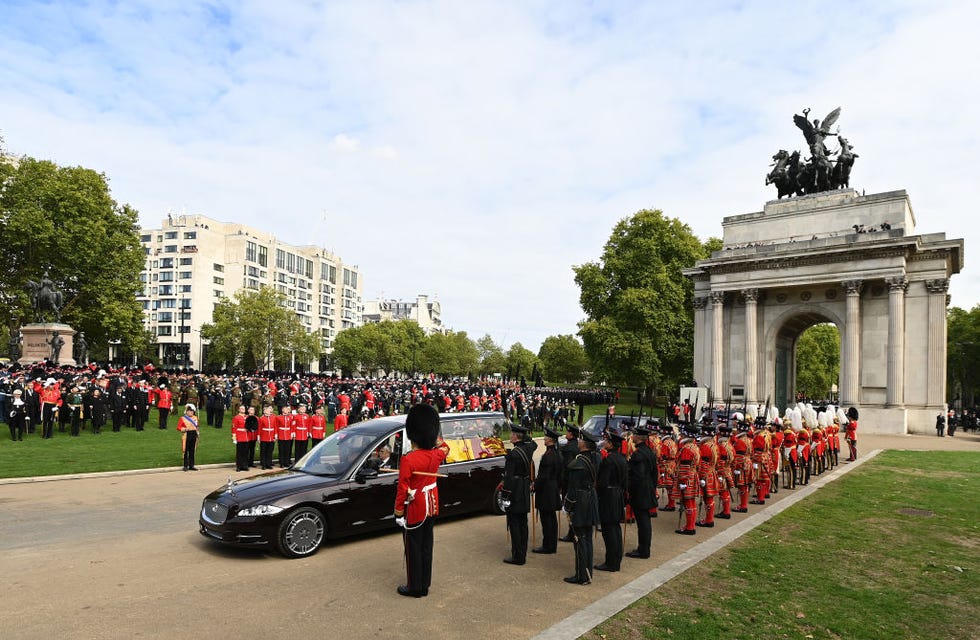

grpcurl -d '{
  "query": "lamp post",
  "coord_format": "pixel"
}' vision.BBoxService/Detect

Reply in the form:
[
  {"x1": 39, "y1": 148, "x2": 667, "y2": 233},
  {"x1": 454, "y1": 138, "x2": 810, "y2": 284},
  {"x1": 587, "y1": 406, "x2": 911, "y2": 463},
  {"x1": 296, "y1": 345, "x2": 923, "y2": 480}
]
[{"x1": 179, "y1": 295, "x2": 186, "y2": 370}]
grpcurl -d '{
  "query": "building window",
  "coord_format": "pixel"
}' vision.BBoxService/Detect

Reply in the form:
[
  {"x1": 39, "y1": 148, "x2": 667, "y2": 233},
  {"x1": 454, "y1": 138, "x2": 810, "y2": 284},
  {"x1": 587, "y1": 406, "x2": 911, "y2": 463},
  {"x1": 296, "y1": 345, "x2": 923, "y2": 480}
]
[
  {"x1": 157, "y1": 326, "x2": 173, "y2": 336},
  {"x1": 180, "y1": 257, "x2": 193, "y2": 265},
  {"x1": 179, "y1": 271, "x2": 192, "y2": 279},
  {"x1": 214, "y1": 276, "x2": 224, "y2": 285},
  {"x1": 179, "y1": 298, "x2": 191, "y2": 309},
  {"x1": 246, "y1": 241, "x2": 257, "y2": 262},
  {"x1": 305, "y1": 259, "x2": 313, "y2": 279},
  {"x1": 258, "y1": 245, "x2": 268, "y2": 267},
  {"x1": 180, "y1": 325, "x2": 190, "y2": 334},
  {"x1": 165, "y1": 245, "x2": 178, "y2": 253},
  {"x1": 159, "y1": 312, "x2": 173, "y2": 323},
  {"x1": 140, "y1": 234, "x2": 151, "y2": 242},
  {"x1": 164, "y1": 231, "x2": 177, "y2": 239},
  {"x1": 247, "y1": 266, "x2": 259, "y2": 277},
  {"x1": 161, "y1": 258, "x2": 174, "y2": 268},
  {"x1": 151, "y1": 274, "x2": 159, "y2": 282},
  {"x1": 159, "y1": 272, "x2": 174, "y2": 282},
  {"x1": 214, "y1": 289, "x2": 223, "y2": 298},
  {"x1": 161, "y1": 299, "x2": 176, "y2": 309},
  {"x1": 247, "y1": 278, "x2": 259, "y2": 289},
  {"x1": 178, "y1": 285, "x2": 192, "y2": 293},
  {"x1": 214, "y1": 263, "x2": 224, "y2": 272},
  {"x1": 183, "y1": 231, "x2": 196, "y2": 239}
]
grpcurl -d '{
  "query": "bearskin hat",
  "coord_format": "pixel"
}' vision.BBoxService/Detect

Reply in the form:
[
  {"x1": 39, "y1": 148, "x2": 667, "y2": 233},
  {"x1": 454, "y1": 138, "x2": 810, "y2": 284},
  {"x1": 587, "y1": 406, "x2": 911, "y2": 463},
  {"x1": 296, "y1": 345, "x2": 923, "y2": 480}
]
[
  {"x1": 846, "y1": 406, "x2": 859, "y2": 421},
  {"x1": 406, "y1": 403, "x2": 440, "y2": 450}
]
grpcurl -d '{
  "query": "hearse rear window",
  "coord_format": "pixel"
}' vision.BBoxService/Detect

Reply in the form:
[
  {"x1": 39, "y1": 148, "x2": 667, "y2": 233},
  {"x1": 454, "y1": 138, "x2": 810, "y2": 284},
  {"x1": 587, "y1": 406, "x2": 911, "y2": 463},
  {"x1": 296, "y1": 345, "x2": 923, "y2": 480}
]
[{"x1": 441, "y1": 418, "x2": 507, "y2": 463}]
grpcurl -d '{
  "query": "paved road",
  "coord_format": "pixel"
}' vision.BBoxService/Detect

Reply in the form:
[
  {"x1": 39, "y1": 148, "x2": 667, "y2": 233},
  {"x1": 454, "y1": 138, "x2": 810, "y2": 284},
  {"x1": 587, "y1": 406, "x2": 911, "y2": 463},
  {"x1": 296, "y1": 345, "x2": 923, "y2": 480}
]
[{"x1": 2, "y1": 432, "x2": 976, "y2": 640}]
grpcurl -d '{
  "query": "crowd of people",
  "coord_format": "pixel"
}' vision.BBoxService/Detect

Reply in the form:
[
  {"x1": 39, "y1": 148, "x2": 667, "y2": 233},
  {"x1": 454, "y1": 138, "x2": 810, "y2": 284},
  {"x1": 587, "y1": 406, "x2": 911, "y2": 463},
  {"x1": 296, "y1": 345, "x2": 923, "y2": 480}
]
[{"x1": 496, "y1": 400, "x2": 858, "y2": 586}]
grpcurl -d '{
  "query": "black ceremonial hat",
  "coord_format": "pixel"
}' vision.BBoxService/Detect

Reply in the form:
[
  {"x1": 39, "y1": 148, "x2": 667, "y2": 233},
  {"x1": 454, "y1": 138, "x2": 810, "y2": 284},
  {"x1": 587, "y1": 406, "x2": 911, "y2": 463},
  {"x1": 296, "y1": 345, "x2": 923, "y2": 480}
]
[
  {"x1": 543, "y1": 425, "x2": 562, "y2": 439},
  {"x1": 580, "y1": 428, "x2": 600, "y2": 444},
  {"x1": 511, "y1": 421, "x2": 532, "y2": 434},
  {"x1": 406, "y1": 403, "x2": 440, "y2": 450}
]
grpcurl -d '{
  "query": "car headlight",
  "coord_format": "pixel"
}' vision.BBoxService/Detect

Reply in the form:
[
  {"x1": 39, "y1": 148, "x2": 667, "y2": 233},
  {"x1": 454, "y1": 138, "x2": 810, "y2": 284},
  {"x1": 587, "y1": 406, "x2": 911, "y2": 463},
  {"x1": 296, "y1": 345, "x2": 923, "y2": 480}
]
[{"x1": 236, "y1": 504, "x2": 284, "y2": 517}]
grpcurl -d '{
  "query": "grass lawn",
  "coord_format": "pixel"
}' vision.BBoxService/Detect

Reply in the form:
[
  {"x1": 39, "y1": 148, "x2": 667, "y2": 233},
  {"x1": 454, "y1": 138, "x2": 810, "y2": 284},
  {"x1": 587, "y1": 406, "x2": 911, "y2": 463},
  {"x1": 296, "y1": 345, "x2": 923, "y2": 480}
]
[{"x1": 587, "y1": 450, "x2": 980, "y2": 640}]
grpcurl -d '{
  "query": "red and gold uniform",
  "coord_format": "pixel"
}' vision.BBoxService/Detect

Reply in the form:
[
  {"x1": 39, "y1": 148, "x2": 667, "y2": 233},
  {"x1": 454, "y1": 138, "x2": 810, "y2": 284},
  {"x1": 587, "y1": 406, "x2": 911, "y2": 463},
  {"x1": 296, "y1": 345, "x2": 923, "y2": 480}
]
[
  {"x1": 672, "y1": 435, "x2": 700, "y2": 534},
  {"x1": 310, "y1": 411, "x2": 327, "y2": 444},
  {"x1": 732, "y1": 427, "x2": 754, "y2": 511},
  {"x1": 715, "y1": 430, "x2": 736, "y2": 518},
  {"x1": 696, "y1": 433, "x2": 720, "y2": 526},
  {"x1": 769, "y1": 427, "x2": 783, "y2": 492},
  {"x1": 258, "y1": 410, "x2": 277, "y2": 470},
  {"x1": 751, "y1": 428, "x2": 771, "y2": 503},
  {"x1": 39, "y1": 381, "x2": 62, "y2": 439},
  {"x1": 659, "y1": 434, "x2": 679, "y2": 510},
  {"x1": 797, "y1": 426, "x2": 811, "y2": 485},
  {"x1": 782, "y1": 428, "x2": 798, "y2": 489}
]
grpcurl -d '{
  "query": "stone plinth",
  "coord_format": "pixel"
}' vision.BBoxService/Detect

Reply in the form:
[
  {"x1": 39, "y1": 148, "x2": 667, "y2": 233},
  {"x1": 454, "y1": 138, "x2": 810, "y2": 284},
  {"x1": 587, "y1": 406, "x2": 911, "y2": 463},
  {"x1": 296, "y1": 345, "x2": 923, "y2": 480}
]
[{"x1": 18, "y1": 323, "x2": 77, "y2": 366}]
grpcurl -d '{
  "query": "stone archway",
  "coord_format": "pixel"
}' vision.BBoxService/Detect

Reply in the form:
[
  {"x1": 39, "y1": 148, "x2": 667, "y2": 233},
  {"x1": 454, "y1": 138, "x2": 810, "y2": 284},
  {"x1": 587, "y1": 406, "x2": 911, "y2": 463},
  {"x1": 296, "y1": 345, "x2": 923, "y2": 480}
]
[
  {"x1": 769, "y1": 310, "x2": 842, "y2": 409},
  {"x1": 685, "y1": 189, "x2": 963, "y2": 434}
]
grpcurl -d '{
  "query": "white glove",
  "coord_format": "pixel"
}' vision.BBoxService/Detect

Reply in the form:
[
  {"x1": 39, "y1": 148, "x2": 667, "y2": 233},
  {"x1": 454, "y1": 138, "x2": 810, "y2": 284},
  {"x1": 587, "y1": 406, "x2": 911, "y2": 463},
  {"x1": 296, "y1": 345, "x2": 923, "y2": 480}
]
[
  {"x1": 232, "y1": 436, "x2": 237, "y2": 444},
  {"x1": 753, "y1": 463, "x2": 759, "y2": 470},
  {"x1": 395, "y1": 517, "x2": 407, "y2": 529},
  {"x1": 699, "y1": 479, "x2": 706, "y2": 487},
  {"x1": 501, "y1": 500, "x2": 511, "y2": 511},
  {"x1": 797, "y1": 444, "x2": 805, "y2": 455},
  {"x1": 679, "y1": 484, "x2": 687, "y2": 490},
  {"x1": 734, "y1": 470, "x2": 741, "y2": 476}
]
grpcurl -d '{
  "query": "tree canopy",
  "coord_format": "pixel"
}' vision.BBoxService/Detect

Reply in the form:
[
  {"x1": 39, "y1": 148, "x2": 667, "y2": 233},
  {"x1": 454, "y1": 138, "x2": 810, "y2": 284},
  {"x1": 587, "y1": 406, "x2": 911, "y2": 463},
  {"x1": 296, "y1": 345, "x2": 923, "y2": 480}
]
[
  {"x1": 794, "y1": 323, "x2": 840, "y2": 400},
  {"x1": 476, "y1": 334, "x2": 507, "y2": 377},
  {"x1": 573, "y1": 209, "x2": 713, "y2": 394},
  {"x1": 538, "y1": 334, "x2": 588, "y2": 383},
  {"x1": 200, "y1": 286, "x2": 320, "y2": 370},
  {"x1": 331, "y1": 319, "x2": 425, "y2": 376},
  {"x1": 0, "y1": 154, "x2": 147, "y2": 355},
  {"x1": 946, "y1": 305, "x2": 980, "y2": 407}
]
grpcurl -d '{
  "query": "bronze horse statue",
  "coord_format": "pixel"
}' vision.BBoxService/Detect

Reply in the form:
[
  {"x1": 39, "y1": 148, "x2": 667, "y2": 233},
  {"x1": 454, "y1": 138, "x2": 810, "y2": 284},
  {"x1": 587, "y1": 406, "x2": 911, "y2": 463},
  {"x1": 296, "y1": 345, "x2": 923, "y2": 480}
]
[{"x1": 25, "y1": 279, "x2": 63, "y2": 323}]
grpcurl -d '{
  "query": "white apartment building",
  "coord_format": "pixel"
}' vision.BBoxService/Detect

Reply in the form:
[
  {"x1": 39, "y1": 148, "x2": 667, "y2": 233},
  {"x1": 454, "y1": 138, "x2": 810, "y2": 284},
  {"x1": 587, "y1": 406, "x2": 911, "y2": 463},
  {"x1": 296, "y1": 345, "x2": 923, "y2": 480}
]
[
  {"x1": 362, "y1": 294, "x2": 444, "y2": 335},
  {"x1": 137, "y1": 213, "x2": 363, "y2": 372}
]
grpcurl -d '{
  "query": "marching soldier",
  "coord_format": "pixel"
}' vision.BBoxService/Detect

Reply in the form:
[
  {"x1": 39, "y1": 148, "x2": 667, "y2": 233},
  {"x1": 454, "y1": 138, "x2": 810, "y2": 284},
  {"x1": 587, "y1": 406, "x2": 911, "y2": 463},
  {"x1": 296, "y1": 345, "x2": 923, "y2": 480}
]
[
  {"x1": 39, "y1": 377, "x2": 61, "y2": 439},
  {"x1": 751, "y1": 416, "x2": 772, "y2": 504},
  {"x1": 595, "y1": 426, "x2": 627, "y2": 572},
  {"x1": 563, "y1": 429, "x2": 600, "y2": 585},
  {"x1": 715, "y1": 419, "x2": 736, "y2": 519},
  {"x1": 732, "y1": 418, "x2": 753, "y2": 511},
  {"x1": 502, "y1": 418, "x2": 537, "y2": 565},
  {"x1": 658, "y1": 420, "x2": 679, "y2": 512},
  {"x1": 845, "y1": 406, "x2": 858, "y2": 461},
  {"x1": 696, "y1": 418, "x2": 720, "y2": 528},
  {"x1": 532, "y1": 425, "x2": 562, "y2": 555},
  {"x1": 153, "y1": 380, "x2": 173, "y2": 430},
  {"x1": 626, "y1": 421, "x2": 657, "y2": 558},
  {"x1": 310, "y1": 405, "x2": 327, "y2": 447}
]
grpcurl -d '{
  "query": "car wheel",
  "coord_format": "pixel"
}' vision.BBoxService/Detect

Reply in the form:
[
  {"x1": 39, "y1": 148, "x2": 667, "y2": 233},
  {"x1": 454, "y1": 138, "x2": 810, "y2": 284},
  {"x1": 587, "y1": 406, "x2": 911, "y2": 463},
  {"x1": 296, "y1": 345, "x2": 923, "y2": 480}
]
[
  {"x1": 491, "y1": 482, "x2": 505, "y2": 515},
  {"x1": 276, "y1": 507, "x2": 326, "y2": 558}
]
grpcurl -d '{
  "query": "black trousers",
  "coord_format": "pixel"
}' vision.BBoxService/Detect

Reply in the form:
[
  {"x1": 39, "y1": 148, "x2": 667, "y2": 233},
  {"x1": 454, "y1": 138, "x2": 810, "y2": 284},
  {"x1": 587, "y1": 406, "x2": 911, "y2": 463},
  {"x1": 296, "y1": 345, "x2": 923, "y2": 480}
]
[
  {"x1": 42, "y1": 404, "x2": 57, "y2": 438},
  {"x1": 111, "y1": 411, "x2": 124, "y2": 432},
  {"x1": 213, "y1": 408, "x2": 224, "y2": 429},
  {"x1": 248, "y1": 438, "x2": 257, "y2": 467},
  {"x1": 630, "y1": 501, "x2": 652, "y2": 556},
  {"x1": 236, "y1": 441, "x2": 250, "y2": 470},
  {"x1": 600, "y1": 520, "x2": 623, "y2": 569},
  {"x1": 538, "y1": 509, "x2": 558, "y2": 552},
  {"x1": 260, "y1": 441, "x2": 275, "y2": 469},
  {"x1": 158, "y1": 407, "x2": 170, "y2": 429},
  {"x1": 278, "y1": 440, "x2": 293, "y2": 467},
  {"x1": 572, "y1": 525, "x2": 594, "y2": 582},
  {"x1": 294, "y1": 438, "x2": 309, "y2": 462},
  {"x1": 183, "y1": 431, "x2": 198, "y2": 469},
  {"x1": 506, "y1": 512, "x2": 528, "y2": 562},
  {"x1": 403, "y1": 517, "x2": 434, "y2": 594}
]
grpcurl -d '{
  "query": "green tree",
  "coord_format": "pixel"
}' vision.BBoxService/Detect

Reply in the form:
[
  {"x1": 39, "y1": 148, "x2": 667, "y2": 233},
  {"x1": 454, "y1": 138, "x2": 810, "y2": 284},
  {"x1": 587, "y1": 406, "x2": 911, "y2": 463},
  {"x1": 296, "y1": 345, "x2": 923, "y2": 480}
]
[
  {"x1": 538, "y1": 334, "x2": 589, "y2": 383},
  {"x1": 330, "y1": 319, "x2": 426, "y2": 376},
  {"x1": 476, "y1": 334, "x2": 507, "y2": 376},
  {"x1": 946, "y1": 306, "x2": 980, "y2": 408},
  {"x1": 200, "y1": 286, "x2": 320, "y2": 370},
  {"x1": 0, "y1": 155, "x2": 147, "y2": 353},
  {"x1": 794, "y1": 323, "x2": 840, "y2": 399},
  {"x1": 417, "y1": 331, "x2": 478, "y2": 377},
  {"x1": 505, "y1": 342, "x2": 540, "y2": 383},
  {"x1": 573, "y1": 209, "x2": 711, "y2": 396}
]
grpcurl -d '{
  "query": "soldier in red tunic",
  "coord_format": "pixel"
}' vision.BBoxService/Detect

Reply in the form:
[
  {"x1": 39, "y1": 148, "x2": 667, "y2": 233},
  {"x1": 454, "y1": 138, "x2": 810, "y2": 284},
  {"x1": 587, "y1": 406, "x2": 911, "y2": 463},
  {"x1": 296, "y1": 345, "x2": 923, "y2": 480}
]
[
  {"x1": 258, "y1": 405, "x2": 277, "y2": 469},
  {"x1": 658, "y1": 421, "x2": 678, "y2": 512},
  {"x1": 844, "y1": 406, "x2": 859, "y2": 461},
  {"x1": 394, "y1": 404, "x2": 449, "y2": 598},
  {"x1": 731, "y1": 418, "x2": 753, "y2": 512},
  {"x1": 750, "y1": 417, "x2": 771, "y2": 504},
  {"x1": 696, "y1": 419, "x2": 720, "y2": 527},
  {"x1": 275, "y1": 410, "x2": 293, "y2": 468},
  {"x1": 309, "y1": 406, "x2": 327, "y2": 446},
  {"x1": 231, "y1": 405, "x2": 249, "y2": 471},
  {"x1": 715, "y1": 420, "x2": 736, "y2": 520},
  {"x1": 673, "y1": 423, "x2": 700, "y2": 535}
]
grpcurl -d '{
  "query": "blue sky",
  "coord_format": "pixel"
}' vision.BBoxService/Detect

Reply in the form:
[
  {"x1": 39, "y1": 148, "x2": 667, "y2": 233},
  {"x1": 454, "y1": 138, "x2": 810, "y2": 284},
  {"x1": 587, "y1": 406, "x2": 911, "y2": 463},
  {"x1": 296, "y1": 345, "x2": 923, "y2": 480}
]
[{"x1": 2, "y1": 0, "x2": 978, "y2": 352}]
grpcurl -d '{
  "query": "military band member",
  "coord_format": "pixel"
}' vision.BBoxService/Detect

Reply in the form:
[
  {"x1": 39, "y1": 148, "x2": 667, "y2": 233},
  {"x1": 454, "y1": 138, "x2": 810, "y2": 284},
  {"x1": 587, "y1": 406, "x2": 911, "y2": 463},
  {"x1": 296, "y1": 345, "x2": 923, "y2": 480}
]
[
  {"x1": 595, "y1": 426, "x2": 627, "y2": 572},
  {"x1": 178, "y1": 403, "x2": 200, "y2": 471},
  {"x1": 626, "y1": 422, "x2": 657, "y2": 558},
  {"x1": 532, "y1": 425, "x2": 562, "y2": 555},
  {"x1": 502, "y1": 418, "x2": 537, "y2": 565},
  {"x1": 563, "y1": 429, "x2": 600, "y2": 585},
  {"x1": 750, "y1": 417, "x2": 772, "y2": 504},
  {"x1": 393, "y1": 404, "x2": 449, "y2": 598}
]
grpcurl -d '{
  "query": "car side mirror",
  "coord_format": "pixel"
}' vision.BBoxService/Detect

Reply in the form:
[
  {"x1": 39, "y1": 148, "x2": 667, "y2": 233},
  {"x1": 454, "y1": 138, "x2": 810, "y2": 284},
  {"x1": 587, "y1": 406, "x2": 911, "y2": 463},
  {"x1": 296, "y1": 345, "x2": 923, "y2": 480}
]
[{"x1": 355, "y1": 467, "x2": 379, "y2": 483}]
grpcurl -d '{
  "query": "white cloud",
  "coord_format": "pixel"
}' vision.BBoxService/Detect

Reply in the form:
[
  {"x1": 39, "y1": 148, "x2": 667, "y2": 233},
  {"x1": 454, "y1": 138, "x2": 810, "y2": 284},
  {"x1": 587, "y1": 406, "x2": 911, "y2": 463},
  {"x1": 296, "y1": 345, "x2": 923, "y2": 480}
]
[{"x1": 1, "y1": 0, "x2": 978, "y2": 351}]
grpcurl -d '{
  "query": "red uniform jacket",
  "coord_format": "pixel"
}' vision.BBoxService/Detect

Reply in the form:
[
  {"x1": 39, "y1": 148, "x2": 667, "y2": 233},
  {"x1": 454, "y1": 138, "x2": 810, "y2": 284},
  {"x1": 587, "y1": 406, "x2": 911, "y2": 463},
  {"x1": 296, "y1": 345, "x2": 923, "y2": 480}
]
[
  {"x1": 40, "y1": 385, "x2": 62, "y2": 407},
  {"x1": 309, "y1": 415, "x2": 327, "y2": 440},
  {"x1": 154, "y1": 388, "x2": 173, "y2": 410},
  {"x1": 293, "y1": 413, "x2": 311, "y2": 441},
  {"x1": 333, "y1": 413, "x2": 348, "y2": 431},
  {"x1": 231, "y1": 414, "x2": 248, "y2": 444},
  {"x1": 258, "y1": 415, "x2": 277, "y2": 442},
  {"x1": 275, "y1": 414, "x2": 293, "y2": 441},
  {"x1": 394, "y1": 443, "x2": 449, "y2": 525},
  {"x1": 697, "y1": 438, "x2": 720, "y2": 496}
]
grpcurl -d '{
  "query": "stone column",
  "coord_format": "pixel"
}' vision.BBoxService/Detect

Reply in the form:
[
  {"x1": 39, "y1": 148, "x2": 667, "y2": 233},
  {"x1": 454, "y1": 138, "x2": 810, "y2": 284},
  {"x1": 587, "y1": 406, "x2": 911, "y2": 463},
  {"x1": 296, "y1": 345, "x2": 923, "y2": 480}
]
[
  {"x1": 925, "y1": 279, "x2": 950, "y2": 406},
  {"x1": 693, "y1": 296, "x2": 708, "y2": 389},
  {"x1": 885, "y1": 276, "x2": 908, "y2": 407},
  {"x1": 710, "y1": 291, "x2": 725, "y2": 396},
  {"x1": 742, "y1": 288, "x2": 759, "y2": 405},
  {"x1": 841, "y1": 280, "x2": 863, "y2": 406}
]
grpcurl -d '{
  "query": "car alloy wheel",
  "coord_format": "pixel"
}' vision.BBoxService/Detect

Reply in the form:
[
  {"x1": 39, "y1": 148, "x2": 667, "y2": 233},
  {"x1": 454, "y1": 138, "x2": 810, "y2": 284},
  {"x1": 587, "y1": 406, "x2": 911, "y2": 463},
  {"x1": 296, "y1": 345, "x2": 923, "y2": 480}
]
[{"x1": 277, "y1": 507, "x2": 325, "y2": 558}]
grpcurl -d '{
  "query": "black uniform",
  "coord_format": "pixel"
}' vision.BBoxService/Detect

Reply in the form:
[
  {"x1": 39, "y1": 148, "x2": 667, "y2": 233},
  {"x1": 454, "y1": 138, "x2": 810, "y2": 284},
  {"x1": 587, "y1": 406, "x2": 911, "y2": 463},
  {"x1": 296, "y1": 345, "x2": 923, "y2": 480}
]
[
  {"x1": 626, "y1": 440, "x2": 657, "y2": 559},
  {"x1": 596, "y1": 447, "x2": 628, "y2": 571},
  {"x1": 109, "y1": 389, "x2": 127, "y2": 431},
  {"x1": 558, "y1": 433, "x2": 579, "y2": 541},
  {"x1": 564, "y1": 450, "x2": 599, "y2": 584},
  {"x1": 502, "y1": 437, "x2": 537, "y2": 565},
  {"x1": 532, "y1": 443, "x2": 562, "y2": 553},
  {"x1": 87, "y1": 392, "x2": 107, "y2": 434},
  {"x1": 8, "y1": 396, "x2": 28, "y2": 440}
]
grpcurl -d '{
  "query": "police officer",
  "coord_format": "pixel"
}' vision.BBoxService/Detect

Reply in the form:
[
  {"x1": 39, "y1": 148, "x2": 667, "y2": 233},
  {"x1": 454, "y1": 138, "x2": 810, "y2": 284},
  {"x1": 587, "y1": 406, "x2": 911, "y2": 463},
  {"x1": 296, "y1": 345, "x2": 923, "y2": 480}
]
[
  {"x1": 532, "y1": 425, "x2": 562, "y2": 555},
  {"x1": 502, "y1": 418, "x2": 537, "y2": 565},
  {"x1": 595, "y1": 426, "x2": 627, "y2": 572},
  {"x1": 563, "y1": 428, "x2": 599, "y2": 585},
  {"x1": 626, "y1": 422, "x2": 657, "y2": 559}
]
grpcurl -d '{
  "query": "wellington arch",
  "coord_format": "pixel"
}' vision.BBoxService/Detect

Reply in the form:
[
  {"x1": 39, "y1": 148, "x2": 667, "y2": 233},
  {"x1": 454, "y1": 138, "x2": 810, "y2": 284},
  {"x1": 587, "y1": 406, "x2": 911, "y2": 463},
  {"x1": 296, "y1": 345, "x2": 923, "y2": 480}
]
[{"x1": 684, "y1": 189, "x2": 963, "y2": 434}]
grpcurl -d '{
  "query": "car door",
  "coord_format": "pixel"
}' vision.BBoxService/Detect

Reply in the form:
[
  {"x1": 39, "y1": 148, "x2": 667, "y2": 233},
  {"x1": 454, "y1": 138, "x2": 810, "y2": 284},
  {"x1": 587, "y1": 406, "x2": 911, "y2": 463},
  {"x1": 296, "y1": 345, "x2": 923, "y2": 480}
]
[{"x1": 327, "y1": 431, "x2": 401, "y2": 534}]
